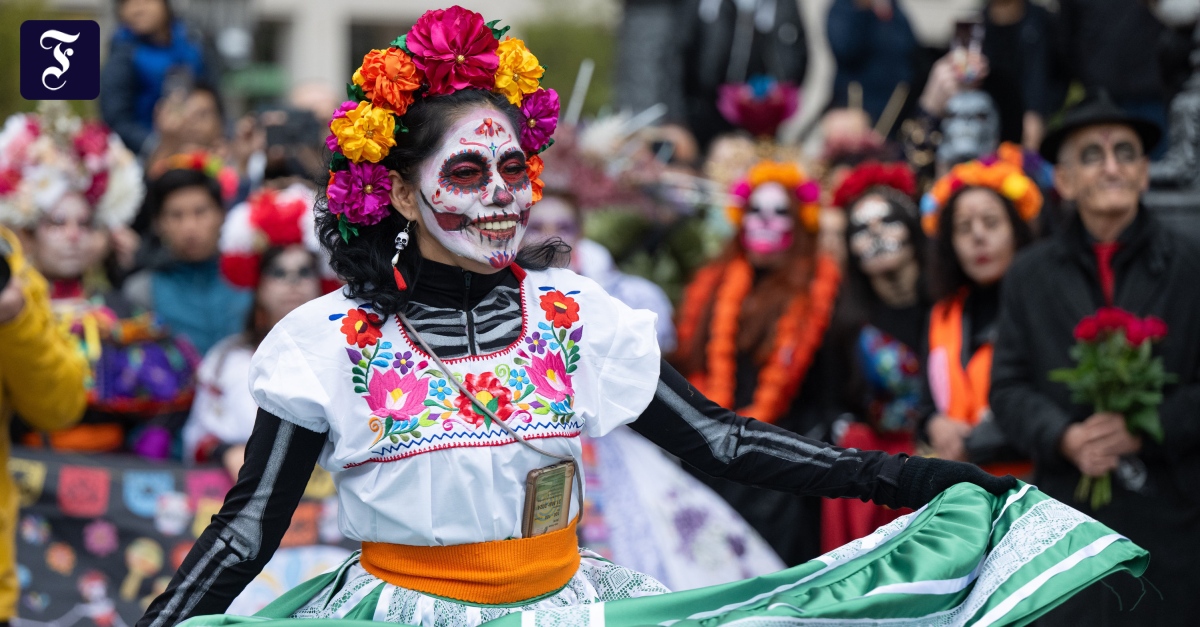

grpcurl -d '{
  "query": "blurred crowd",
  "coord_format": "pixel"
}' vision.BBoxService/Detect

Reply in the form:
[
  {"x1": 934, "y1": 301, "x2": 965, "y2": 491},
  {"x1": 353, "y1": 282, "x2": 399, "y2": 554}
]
[{"x1": 1, "y1": 0, "x2": 1199, "y2": 624}]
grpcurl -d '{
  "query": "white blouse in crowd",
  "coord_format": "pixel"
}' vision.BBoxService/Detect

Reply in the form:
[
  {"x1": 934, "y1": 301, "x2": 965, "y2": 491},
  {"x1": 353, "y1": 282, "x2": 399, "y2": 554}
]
[
  {"x1": 248, "y1": 267, "x2": 661, "y2": 547},
  {"x1": 182, "y1": 335, "x2": 259, "y2": 462}
]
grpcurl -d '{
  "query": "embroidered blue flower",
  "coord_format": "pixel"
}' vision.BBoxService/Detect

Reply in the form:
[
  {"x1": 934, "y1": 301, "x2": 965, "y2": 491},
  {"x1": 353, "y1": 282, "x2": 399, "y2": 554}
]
[
  {"x1": 429, "y1": 379, "x2": 452, "y2": 402},
  {"x1": 393, "y1": 351, "x2": 415, "y2": 374},
  {"x1": 524, "y1": 332, "x2": 547, "y2": 354},
  {"x1": 507, "y1": 368, "x2": 530, "y2": 388}
]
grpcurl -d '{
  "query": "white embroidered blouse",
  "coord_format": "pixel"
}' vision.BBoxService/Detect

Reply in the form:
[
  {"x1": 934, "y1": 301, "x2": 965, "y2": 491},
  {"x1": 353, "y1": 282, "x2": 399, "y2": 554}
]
[{"x1": 248, "y1": 267, "x2": 660, "y2": 547}]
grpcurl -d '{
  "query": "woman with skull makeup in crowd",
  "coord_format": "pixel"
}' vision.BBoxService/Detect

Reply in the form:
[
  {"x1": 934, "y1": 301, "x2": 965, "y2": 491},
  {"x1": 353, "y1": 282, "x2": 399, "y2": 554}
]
[
  {"x1": 820, "y1": 162, "x2": 931, "y2": 551},
  {"x1": 0, "y1": 104, "x2": 201, "y2": 460},
  {"x1": 916, "y1": 146, "x2": 1041, "y2": 477},
  {"x1": 138, "y1": 8, "x2": 1146, "y2": 627}
]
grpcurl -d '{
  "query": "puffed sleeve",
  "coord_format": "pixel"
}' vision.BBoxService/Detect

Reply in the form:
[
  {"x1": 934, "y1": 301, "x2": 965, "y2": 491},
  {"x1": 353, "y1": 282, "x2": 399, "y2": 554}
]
[
  {"x1": 248, "y1": 324, "x2": 333, "y2": 434},
  {"x1": 573, "y1": 290, "x2": 661, "y2": 438}
]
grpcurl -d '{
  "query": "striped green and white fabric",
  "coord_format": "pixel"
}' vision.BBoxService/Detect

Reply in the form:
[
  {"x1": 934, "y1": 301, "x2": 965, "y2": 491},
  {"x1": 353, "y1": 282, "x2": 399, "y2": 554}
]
[{"x1": 183, "y1": 483, "x2": 1147, "y2": 627}]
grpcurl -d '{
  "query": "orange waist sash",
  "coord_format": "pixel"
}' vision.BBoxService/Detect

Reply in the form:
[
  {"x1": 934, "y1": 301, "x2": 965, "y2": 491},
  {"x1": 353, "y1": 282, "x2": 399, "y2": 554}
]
[{"x1": 359, "y1": 521, "x2": 580, "y2": 605}]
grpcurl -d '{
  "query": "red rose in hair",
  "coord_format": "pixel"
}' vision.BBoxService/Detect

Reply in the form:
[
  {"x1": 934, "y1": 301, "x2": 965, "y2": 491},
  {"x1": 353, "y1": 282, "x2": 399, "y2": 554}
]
[
  {"x1": 1073, "y1": 316, "x2": 1100, "y2": 342},
  {"x1": 832, "y1": 161, "x2": 916, "y2": 209}
]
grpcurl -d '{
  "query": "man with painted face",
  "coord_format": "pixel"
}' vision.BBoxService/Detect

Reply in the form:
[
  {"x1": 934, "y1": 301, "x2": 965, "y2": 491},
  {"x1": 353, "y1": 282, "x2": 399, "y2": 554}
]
[
  {"x1": 992, "y1": 92, "x2": 1200, "y2": 625},
  {"x1": 139, "y1": 10, "x2": 1142, "y2": 627}
]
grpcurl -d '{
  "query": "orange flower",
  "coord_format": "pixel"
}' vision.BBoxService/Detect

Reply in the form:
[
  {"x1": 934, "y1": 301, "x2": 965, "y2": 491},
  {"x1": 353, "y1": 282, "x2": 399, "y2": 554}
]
[
  {"x1": 526, "y1": 154, "x2": 545, "y2": 203},
  {"x1": 539, "y1": 291, "x2": 580, "y2": 328},
  {"x1": 354, "y1": 48, "x2": 424, "y2": 115}
]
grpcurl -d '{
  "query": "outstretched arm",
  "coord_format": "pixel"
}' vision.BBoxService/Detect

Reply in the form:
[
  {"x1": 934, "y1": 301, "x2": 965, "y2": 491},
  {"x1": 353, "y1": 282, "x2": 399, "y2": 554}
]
[
  {"x1": 630, "y1": 360, "x2": 1014, "y2": 509},
  {"x1": 138, "y1": 409, "x2": 326, "y2": 627}
]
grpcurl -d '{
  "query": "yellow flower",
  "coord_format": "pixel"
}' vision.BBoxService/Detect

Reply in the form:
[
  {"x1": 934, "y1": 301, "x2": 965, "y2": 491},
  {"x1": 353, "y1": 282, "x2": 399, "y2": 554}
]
[
  {"x1": 330, "y1": 101, "x2": 397, "y2": 163},
  {"x1": 494, "y1": 38, "x2": 543, "y2": 106}
]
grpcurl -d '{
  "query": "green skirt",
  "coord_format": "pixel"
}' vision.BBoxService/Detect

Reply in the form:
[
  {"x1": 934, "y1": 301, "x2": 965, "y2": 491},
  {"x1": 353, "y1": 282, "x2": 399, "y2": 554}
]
[{"x1": 185, "y1": 483, "x2": 1147, "y2": 627}]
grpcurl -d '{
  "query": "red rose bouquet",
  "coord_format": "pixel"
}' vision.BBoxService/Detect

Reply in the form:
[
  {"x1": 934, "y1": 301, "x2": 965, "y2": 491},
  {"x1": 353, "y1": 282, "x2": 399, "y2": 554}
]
[{"x1": 1050, "y1": 307, "x2": 1174, "y2": 509}]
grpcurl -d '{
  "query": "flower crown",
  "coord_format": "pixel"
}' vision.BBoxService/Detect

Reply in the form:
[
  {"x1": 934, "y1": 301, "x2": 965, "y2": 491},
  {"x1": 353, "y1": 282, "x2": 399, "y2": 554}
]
[
  {"x1": 0, "y1": 104, "x2": 143, "y2": 230},
  {"x1": 831, "y1": 161, "x2": 916, "y2": 210},
  {"x1": 150, "y1": 150, "x2": 241, "y2": 203},
  {"x1": 219, "y1": 183, "x2": 335, "y2": 290},
  {"x1": 324, "y1": 5, "x2": 558, "y2": 236},
  {"x1": 920, "y1": 143, "x2": 1043, "y2": 236},
  {"x1": 728, "y1": 160, "x2": 822, "y2": 233}
]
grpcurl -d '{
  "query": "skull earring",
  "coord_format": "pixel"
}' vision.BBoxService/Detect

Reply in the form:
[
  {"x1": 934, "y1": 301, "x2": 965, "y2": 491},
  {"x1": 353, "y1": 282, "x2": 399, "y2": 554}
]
[{"x1": 392, "y1": 222, "x2": 413, "y2": 291}]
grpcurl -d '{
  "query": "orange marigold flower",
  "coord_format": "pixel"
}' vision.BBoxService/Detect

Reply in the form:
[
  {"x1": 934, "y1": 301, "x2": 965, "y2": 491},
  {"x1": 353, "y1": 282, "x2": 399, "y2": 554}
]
[
  {"x1": 526, "y1": 154, "x2": 545, "y2": 204},
  {"x1": 354, "y1": 48, "x2": 424, "y2": 115}
]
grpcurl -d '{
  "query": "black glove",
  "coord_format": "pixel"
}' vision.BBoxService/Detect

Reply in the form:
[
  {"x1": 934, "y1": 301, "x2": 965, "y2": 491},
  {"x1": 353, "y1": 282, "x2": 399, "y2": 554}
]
[{"x1": 894, "y1": 456, "x2": 1018, "y2": 509}]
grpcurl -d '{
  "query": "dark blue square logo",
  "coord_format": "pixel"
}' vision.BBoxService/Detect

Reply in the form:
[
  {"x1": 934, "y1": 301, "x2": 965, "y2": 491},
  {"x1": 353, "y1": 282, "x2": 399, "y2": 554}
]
[{"x1": 20, "y1": 20, "x2": 101, "y2": 101}]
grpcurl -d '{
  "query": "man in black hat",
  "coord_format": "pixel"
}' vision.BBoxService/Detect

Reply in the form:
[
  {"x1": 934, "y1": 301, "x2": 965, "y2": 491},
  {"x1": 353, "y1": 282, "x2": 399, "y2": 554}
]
[{"x1": 991, "y1": 93, "x2": 1200, "y2": 625}]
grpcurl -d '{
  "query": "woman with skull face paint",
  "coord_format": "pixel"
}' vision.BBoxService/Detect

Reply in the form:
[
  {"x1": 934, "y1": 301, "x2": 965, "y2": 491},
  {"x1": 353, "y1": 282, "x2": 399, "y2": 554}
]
[
  {"x1": 0, "y1": 105, "x2": 202, "y2": 459},
  {"x1": 820, "y1": 162, "x2": 930, "y2": 551},
  {"x1": 917, "y1": 150, "x2": 1040, "y2": 477},
  {"x1": 137, "y1": 9, "x2": 1152, "y2": 627}
]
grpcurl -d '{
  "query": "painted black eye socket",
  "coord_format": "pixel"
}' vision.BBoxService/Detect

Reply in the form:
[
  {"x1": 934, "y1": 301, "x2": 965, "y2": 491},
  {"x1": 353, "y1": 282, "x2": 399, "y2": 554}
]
[
  {"x1": 497, "y1": 149, "x2": 529, "y2": 186},
  {"x1": 438, "y1": 150, "x2": 492, "y2": 194}
]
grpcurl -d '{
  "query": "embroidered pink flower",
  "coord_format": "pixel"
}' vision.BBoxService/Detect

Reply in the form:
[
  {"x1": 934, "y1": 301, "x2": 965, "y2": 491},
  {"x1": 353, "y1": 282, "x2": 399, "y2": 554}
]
[
  {"x1": 527, "y1": 350, "x2": 573, "y2": 403},
  {"x1": 365, "y1": 369, "x2": 428, "y2": 420},
  {"x1": 405, "y1": 6, "x2": 499, "y2": 96},
  {"x1": 519, "y1": 88, "x2": 559, "y2": 153},
  {"x1": 327, "y1": 161, "x2": 392, "y2": 226}
]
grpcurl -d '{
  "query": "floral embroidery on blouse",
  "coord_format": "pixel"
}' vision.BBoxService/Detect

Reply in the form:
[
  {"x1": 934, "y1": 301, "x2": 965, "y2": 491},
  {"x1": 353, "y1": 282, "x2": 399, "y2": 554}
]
[{"x1": 328, "y1": 288, "x2": 586, "y2": 466}]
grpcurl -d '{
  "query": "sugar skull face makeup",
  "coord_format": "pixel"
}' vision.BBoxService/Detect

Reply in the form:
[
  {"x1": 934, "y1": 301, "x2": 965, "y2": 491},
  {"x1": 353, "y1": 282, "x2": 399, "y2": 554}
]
[
  {"x1": 741, "y1": 182, "x2": 794, "y2": 256},
  {"x1": 416, "y1": 107, "x2": 534, "y2": 269},
  {"x1": 848, "y1": 195, "x2": 912, "y2": 275}
]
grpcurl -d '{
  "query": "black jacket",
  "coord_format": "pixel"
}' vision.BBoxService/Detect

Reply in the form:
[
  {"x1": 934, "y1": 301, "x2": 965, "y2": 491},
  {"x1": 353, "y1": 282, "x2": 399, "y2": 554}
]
[{"x1": 992, "y1": 208, "x2": 1200, "y2": 625}]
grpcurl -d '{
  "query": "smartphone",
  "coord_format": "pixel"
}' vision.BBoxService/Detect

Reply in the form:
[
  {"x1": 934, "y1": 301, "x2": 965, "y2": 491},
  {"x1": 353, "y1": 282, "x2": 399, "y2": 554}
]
[{"x1": 951, "y1": 19, "x2": 985, "y2": 83}]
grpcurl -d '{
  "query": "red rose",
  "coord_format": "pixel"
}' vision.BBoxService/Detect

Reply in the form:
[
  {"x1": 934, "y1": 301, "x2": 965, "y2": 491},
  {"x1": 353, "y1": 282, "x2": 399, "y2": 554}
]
[
  {"x1": 453, "y1": 372, "x2": 515, "y2": 428},
  {"x1": 340, "y1": 308, "x2": 383, "y2": 348},
  {"x1": 73, "y1": 122, "x2": 110, "y2": 157},
  {"x1": 539, "y1": 291, "x2": 580, "y2": 328},
  {"x1": 1143, "y1": 316, "x2": 1168, "y2": 342},
  {"x1": 1094, "y1": 307, "x2": 1134, "y2": 332},
  {"x1": 1073, "y1": 316, "x2": 1100, "y2": 342},
  {"x1": 1125, "y1": 318, "x2": 1149, "y2": 345}
]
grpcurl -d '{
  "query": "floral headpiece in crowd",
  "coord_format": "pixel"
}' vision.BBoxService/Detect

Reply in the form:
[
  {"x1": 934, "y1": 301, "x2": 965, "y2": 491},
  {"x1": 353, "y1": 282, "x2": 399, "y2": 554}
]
[
  {"x1": 717, "y1": 75, "x2": 800, "y2": 138},
  {"x1": 0, "y1": 103, "x2": 143, "y2": 229},
  {"x1": 728, "y1": 160, "x2": 822, "y2": 234},
  {"x1": 218, "y1": 183, "x2": 336, "y2": 290},
  {"x1": 324, "y1": 6, "x2": 558, "y2": 240},
  {"x1": 149, "y1": 151, "x2": 241, "y2": 204},
  {"x1": 920, "y1": 142, "x2": 1043, "y2": 236},
  {"x1": 831, "y1": 161, "x2": 916, "y2": 210}
]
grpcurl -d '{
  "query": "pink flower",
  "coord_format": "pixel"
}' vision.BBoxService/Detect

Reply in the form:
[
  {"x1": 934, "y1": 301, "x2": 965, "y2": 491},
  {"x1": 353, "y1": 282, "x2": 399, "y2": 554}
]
[
  {"x1": 73, "y1": 122, "x2": 109, "y2": 158},
  {"x1": 365, "y1": 369, "x2": 427, "y2": 420},
  {"x1": 405, "y1": 6, "x2": 499, "y2": 96},
  {"x1": 797, "y1": 180, "x2": 820, "y2": 204},
  {"x1": 330, "y1": 100, "x2": 359, "y2": 122},
  {"x1": 1144, "y1": 316, "x2": 1168, "y2": 341},
  {"x1": 527, "y1": 350, "x2": 573, "y2": 403},
  {"x1": 325, "y1": 133, "x2": 339, "y2": 153},
  {"x1": 327, "y1": 161, "x2": 392, "y2": 226},
  {"x1": 519, "y1": 88, "x2": 559, "y2": 153}
]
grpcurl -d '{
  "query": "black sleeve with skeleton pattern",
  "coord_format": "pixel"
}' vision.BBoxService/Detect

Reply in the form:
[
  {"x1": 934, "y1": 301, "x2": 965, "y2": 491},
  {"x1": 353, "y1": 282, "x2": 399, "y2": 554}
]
[{"x1": 137, "y1": 409, "x2": 326, "y2": 627}]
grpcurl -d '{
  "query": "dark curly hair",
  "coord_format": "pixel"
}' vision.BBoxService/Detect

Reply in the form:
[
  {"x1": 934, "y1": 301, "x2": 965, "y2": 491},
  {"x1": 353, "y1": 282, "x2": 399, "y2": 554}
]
[
  {"x1": 928, "y1": 185, "x2": 1034, "y2": 302},
  {"x1": 315, "y1": 89, "x2": 568, "y2": 317}
]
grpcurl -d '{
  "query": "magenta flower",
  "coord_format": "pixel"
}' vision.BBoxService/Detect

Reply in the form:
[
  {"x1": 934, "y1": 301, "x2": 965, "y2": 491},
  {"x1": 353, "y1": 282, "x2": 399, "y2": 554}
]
[
  {"x1": 331, "y1": 100, "x2": 359, "y2": 122},
  {"x1": 364, "y1": 369, "x2": 427, "y2": 420},
  {"x1": 405, "y1": 6, "x2": 498, "y2": 96},
  {"x1": 526, "y1": 350, "x2": 573, "y2": 403},
  {"x1": 325, "y1": 134, "x2": 339, "y2": 153},
  {"x1": 327, "y1": 161, "x2": 392, "y2": 226},
  {"x1": 519, "y1": 88, "x2": 559, "y2": 153}
]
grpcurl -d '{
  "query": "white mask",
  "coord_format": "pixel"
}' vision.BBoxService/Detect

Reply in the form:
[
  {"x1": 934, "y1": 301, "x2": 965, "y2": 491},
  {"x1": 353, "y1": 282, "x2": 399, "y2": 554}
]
[
  {"x1": 741, "y1": 182, "x2": 794, "y2": 256},
  {"x1": 416, "y1": 107, "x2": 534, "y2": 269}
]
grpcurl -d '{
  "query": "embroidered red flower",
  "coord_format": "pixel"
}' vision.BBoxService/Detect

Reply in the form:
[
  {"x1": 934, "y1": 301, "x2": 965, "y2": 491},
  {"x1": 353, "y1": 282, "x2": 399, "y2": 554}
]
[
  {"x1": 341, "y1": 308, "x2": 383, "y2": 348},
  {"x1": 539, "y1": 291, "x2": 580, "y2": 328},
  {"x1": 453, "y1": 372, "x2": 515, "y2": 428}
]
